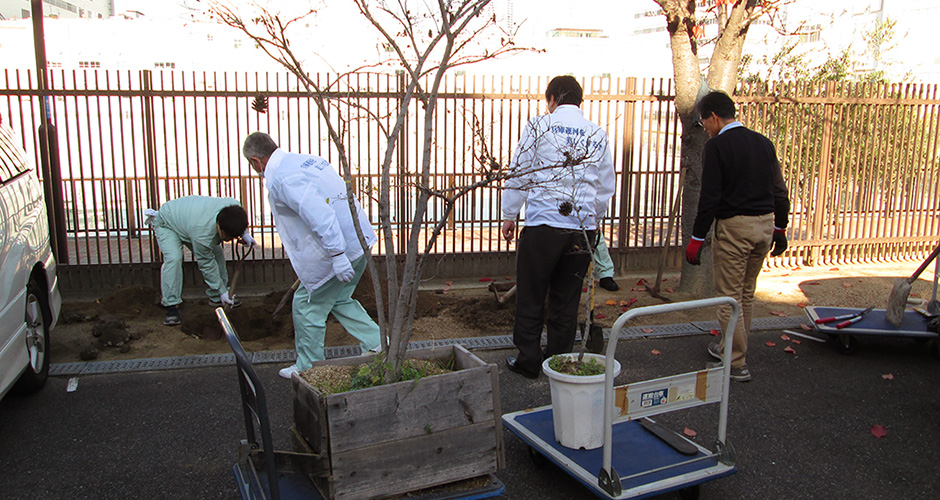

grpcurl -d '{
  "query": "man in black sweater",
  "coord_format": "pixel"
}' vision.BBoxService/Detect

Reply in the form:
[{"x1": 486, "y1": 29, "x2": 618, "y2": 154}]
[{"x1": 685, "y1": 91, "x2": 790, "y2": 382}]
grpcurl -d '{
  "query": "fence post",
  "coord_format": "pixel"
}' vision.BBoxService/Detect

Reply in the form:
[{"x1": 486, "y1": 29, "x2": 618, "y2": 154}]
[
  {"x1": 810, "y1": 81, "x2": 837, "y2": 265},
  {"x1": 617, "y1": 77, "x2": 637, "y2": 255},
  {"x1": 141, "y1": 70, "x2": 160, "y2": 258}
]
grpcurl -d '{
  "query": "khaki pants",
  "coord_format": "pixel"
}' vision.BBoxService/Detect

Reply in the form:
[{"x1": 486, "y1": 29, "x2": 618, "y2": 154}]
[{"x1": 713, "y1": 214, "x2": 774, "y2": 368}]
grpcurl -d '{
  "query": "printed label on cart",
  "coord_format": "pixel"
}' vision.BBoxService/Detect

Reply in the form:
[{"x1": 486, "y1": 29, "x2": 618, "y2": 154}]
[{"x1": 640, "y1": 388, "x2": 668, "y2": 408}]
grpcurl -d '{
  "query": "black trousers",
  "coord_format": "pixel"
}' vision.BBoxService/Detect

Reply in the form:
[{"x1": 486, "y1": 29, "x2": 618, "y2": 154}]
[{"x1": 513, "y1": 225, "x2": 595, "y2": 375}]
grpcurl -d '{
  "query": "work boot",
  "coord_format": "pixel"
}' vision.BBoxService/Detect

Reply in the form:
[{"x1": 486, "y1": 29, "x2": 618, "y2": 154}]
[
  {"x1": 598, "y1": 277, "x2": 619, "y2": 292},
  {"x1": 730, "y1": 365, "x2": 752, "y2": 383},
  {"x1": 164, "y1": 306, "x2": 181, "y2": 326},
  {"x1": 278, "y1": 365, "x2": 300, "y2": 380},
  {"x1": 707, "y1": 342, "x2": 723, "y2": 361}
]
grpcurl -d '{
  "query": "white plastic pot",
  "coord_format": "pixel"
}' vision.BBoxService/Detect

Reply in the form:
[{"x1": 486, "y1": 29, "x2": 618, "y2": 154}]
[{"x1": 542, "y1": 353, "x2": 621, "y2": 450}]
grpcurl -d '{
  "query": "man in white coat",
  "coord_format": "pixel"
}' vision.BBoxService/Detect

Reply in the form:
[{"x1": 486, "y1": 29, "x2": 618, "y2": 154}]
[
  {"x1": 501, "y1": 75, "x2": 616, "y2": 379},
  {"x1": 242, "y1": 132, "x2": 381, "y2": 379}
]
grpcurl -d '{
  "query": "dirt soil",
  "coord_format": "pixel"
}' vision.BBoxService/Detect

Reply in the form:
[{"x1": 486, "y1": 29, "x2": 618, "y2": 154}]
[{"x1": 51, "y1": 261, "x2": 932, "y2": 364}]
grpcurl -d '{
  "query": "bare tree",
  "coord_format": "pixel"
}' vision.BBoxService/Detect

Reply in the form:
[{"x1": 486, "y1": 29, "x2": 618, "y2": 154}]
[
  {"x1": 652, "y1": 0, "x2": 791, "y2": 295},
  {"x1": 208, "y1": 0, "x2": 529, "y2": 381}
]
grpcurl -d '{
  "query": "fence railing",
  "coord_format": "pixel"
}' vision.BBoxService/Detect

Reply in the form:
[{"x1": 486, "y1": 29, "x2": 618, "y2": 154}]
[{"x1": 2, "y1": 70, "x2": 938, "y2": 289}]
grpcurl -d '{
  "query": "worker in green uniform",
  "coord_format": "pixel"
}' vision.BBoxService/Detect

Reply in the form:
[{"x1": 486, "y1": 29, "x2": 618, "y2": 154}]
[{"x1": 145, "y1": 196, "x2": 254, "y2": 326}]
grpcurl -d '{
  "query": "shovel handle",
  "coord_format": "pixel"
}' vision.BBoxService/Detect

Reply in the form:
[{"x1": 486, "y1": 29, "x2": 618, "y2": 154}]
[{"x1": 907, "y1": 244, "x2": 940, "y2": 284}]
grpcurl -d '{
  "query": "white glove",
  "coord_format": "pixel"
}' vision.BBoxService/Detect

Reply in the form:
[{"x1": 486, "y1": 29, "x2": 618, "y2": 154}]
[
  {"x1": 220, "y1": 291, "x2": 236, "y2": 307},
  {"x1": 239, "y1": 231, "x2": 256, "y2": 249},
  {"x1": 331, "y1": 254, "x2": 354, "y2": 282},
  {"x1": 143, "y1": 208, "x2": 159, "y2": 226}
]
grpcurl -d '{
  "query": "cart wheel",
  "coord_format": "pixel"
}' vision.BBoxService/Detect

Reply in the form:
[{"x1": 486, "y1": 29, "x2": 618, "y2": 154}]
[
  {"x1": 526, "y1": 445, "x2": 548, "y2": 467},
  {"x1": 929, "y1": 340, "x2": 940, "y2": 361},
  {"x1": 831, "y1": 334, "x2": 858, "y2": 355},
  {"x1": 678, "y1": 484, "x2": 701, "y2": 500}
]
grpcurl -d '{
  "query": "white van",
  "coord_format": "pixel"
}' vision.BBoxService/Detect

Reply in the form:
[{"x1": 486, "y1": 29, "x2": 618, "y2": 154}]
[{"x1": 0, "y1": 115, "x2": 61, "y2": 400}]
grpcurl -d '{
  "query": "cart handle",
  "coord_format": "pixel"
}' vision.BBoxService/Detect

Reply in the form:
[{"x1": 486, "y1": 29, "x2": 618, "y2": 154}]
[{"x1": 602, "y1": 297, "x2": 741, "y2": 484}]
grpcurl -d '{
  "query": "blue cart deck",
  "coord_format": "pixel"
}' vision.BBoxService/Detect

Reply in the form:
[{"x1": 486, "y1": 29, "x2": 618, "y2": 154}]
[
  {"x1": 503, "y1": 406, "x2": 736, "y2": 499},
  {"x1": 805, "y1": 307, "x2": 937, "y2": 337}
]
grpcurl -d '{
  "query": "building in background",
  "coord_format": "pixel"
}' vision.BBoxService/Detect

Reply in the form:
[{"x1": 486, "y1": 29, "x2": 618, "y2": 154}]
[
  {"x1": 0, "y1": 0, "x2": 113, "y2": 20},
  {"x1": 0, "y1": 0, "x2": 937, "y2": 82}
]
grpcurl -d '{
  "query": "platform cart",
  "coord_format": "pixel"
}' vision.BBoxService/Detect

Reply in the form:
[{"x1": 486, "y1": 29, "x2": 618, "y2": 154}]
[
  {"x1": 503, "y1": 297, "x2": 742, "y2": 499},
  {"x1": 804, "y1": 306, "x2": 939, "y2": 357}
]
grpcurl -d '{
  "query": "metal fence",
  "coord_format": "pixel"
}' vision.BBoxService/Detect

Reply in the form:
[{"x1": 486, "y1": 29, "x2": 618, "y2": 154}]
[{"x1": 1, "y1": 70, "x2": 938, "y2": 290}]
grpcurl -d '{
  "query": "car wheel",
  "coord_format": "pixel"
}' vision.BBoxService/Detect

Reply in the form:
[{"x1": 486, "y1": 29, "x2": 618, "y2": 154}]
[{"x1": 12, "y1": 279, "x2": 51, "y2": 394}]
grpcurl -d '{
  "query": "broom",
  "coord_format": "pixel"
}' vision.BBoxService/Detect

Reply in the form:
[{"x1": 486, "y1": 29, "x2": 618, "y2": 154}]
[{"x1": 886, "y1": 244, "x2": 940, "y2": 326}]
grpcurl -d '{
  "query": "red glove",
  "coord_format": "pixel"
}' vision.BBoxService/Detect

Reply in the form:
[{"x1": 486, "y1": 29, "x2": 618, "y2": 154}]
[
  {"x1": 770, "y1": 228, "x2": 788, "y2": 256},
  {"x1": 685, "y1": 238, "x2": 703, "y2": 265}
]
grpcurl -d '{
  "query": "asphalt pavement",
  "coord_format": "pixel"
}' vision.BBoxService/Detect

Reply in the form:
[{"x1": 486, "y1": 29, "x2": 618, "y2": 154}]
[{"x1": 2, "y1": 325, "x2": 939, "y2": 499}]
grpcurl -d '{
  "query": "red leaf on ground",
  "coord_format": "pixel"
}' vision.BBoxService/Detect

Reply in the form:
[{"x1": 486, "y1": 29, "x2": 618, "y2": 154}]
[
  {"x1": 710, "y1": 329, "x2": 719, "y2": 336},
  {"x1": 805, "y1": 282, "x2": 821, "y2": 286},
  {"x1": 651, "y1": 349, "x2": 661, "y2": 355},
  {"x1": 662, "y1": 278, "x2": 668, "y2": 282},
  {"x1": 765, "y1": 341, "x2": 776, "y2": 347},
  {"x1": 665, "y1": 287, "x2": 675, "y2": 293},
  {"x1": 582, "y1": 288, "x2": 588, "y2": 292},
  {"x1": 621, "y1": 307, "x2": 628, "y2": 312},
  {"x1": 642, "y1": 328, "x2": 654, "y2": 333},
  {"x1": 910, "y1": 292, "x2": 920, "y2": 298},
  {"x1": 636, "y1": 279, "x2": 647, "y2": 286},
  {"x1": 829, "y1": 267, "x2": 839, "y2": 271},
  {"x1": 771, "y1": 311, "x2": 787, "y2": 317},
  {"x1": 479, "y1": 277, "x2": 492, "y2": 282},
  {"x1": 871, "y1": 424, "x2": 888, "y2": 438},
  {"x1": 595, "y1": 314, "x2": 607, "y2": 319},
  {"x1": 797, "y1": 302, "x2": 808, "y2": 308},
  {"x1": 792, "y1": 339, "x2": 801, "y2": 345},
  {"x1": 683, "y1": 427, "x2": 697, "y2": 437},
  {"x1": 882, "y1": 373, "x2": 894, "y2": 380},
  {"x1": 504, "y1": 276, "x2": 512, "y2": 281},
  {"x1": 800, "y1": 324, "x2": 813, "y2": 331},
  {"x1": 784, "y1": 346, "x2": 796, "y2": 354},
  {"x1": 605, "y1": 300, "x2": 618, "y2": 306},
  {"x1": 781, "y1": 334, "x2": 791, "y2": 341}
]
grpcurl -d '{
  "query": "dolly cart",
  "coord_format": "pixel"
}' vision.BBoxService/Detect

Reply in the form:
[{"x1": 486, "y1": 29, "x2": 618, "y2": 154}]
[
  {"x1": 804, "y1": 306, "x2": 939, "y2": 357},
  {"x1": 503, "y1": 297, "x2": 741, "y2": 499}
]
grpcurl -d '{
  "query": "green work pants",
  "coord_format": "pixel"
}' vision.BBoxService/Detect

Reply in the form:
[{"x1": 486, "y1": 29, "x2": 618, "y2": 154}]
[
  {"x1": 154, "y1": 224, "x2": 227, "y2": 307},
  {"x1": 292, "y1": 255, "x2": 381, "y2": 371}
]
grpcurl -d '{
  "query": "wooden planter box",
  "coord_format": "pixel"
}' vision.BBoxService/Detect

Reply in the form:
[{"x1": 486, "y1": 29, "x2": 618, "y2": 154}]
[{"x1": 291, "y1": 344, "x2": 505, "y2": 500}]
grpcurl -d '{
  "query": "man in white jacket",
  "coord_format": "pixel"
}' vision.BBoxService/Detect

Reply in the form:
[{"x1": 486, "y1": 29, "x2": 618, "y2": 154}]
[
  {"x1": 242, "y1": 132, "x2": 381, "y2": 379},
  {"x1": 501, "y1": 76, "x2": 616, "y2": 379}
]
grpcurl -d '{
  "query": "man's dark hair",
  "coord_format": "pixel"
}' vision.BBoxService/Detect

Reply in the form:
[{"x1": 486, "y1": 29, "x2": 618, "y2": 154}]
[
  {"x1": 217, "y1": 205, "x2": 249, "y2": 240},
  {"x1": 242, "y1": 131, "x2": 278, "y2": 160},
  {"x1": 697, "y1": 91, "x2": 736, "y2": 120},
  {"x1": 545, "y1": 76, "x2": 583, "y2": 106}
]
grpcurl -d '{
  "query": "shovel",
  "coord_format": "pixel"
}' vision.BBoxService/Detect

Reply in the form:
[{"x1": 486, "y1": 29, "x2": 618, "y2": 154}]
[
  {"x1": 225, "y1": 245, "x2": 252, "y2": 310},
  {"x1": 886, "y1": 243, "x2": 940, "y2": 326},
  {"x1": 580, "y1": 261, "x2": 604, "y2": 355},
  {"x1": 272, "y1": 279, "x2": 301, "y2": 317}
]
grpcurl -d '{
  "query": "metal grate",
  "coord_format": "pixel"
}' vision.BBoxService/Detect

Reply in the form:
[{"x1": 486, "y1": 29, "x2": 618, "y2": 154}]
[
  {"x1": 691, "y1": 316, "x2": 808, "y2": 333},
  {"x1": 47, "y1": 317, "x2": 810, "y2": 376}
]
